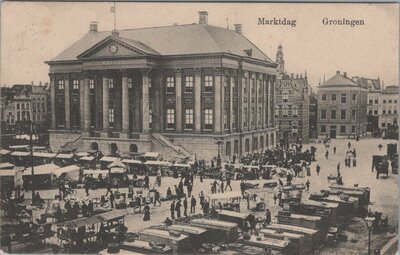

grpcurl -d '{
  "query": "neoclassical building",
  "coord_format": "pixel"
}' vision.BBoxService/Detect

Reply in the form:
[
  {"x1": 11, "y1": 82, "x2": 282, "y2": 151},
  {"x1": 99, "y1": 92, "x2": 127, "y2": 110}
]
[{"x1": 46, "y1": 12, "x2": 277, "y2": 160}]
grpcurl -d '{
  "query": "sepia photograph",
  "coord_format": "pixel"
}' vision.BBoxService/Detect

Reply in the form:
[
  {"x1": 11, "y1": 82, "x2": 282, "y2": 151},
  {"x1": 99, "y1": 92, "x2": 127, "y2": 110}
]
[{"x1": 0, "y1": 2, "x2": 398, "y2": 254}]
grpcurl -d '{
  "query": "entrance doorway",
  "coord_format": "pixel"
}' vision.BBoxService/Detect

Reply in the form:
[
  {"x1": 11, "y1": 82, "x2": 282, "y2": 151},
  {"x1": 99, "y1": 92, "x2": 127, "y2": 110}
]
[
  {"x1": 330, "y1": 126, "x2": 337, "y2": 138},
  {"x1": 110, "y1": 143, "x2": 119, "y2": 156}
]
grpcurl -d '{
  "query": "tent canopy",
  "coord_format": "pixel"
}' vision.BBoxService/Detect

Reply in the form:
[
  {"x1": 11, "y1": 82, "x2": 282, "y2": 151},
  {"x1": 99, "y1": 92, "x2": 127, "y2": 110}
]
[
  {"x1": 11, "y1": 151, "x2": 30, "y2": 157},
  {"x1": 173, "y1": 163, "x2": 191, "y2": 168},
  {"x1": 0, "y1": 149, "x2": 11, "y2": 155},
  {"x1": 121, "y1": 159, "x2": 142, "y2": 165},
  {"x1": 80, "y1": 156, "x2": 95, "y2": 161},
  {"x1": 100, "y1": 156, "x2": 119, "y2": 162},
  {"x1": 64, "y1": 216, "x2": 101, "y2": 229},
  {"x1": 33, "y1": 152, "x2": 57, "y2": 158},
  {"x1": 55, "y1": 154, "x2": 75, "y2": 159},
  {"x1": 145, "y1": 160, "x2": 171, "y2": 166},
  {"x1": 55, "y1": 165, "x2": 80, "y2": 177},
  {"x1": 144, "y1": 152, "x2": 161, "y2": 158},
  {"x1": 23, "y1": 163, "x2": 60, "y2": 176},
  {"x1": 108, "y1": 160, "x2": 126, "y2": 168},
  {"x1": 0, "y1": 162, "x2": 15, "y2": 169},
  {"x1": 95, "y1": 210, "x2": 128, "y2": 222}
]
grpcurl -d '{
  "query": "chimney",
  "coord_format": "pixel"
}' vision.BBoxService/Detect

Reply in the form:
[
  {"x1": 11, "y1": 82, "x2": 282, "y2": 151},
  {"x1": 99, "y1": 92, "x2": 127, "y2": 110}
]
[
  {"x1": 343, "y1": 72, "x2": 347, "y2": 77},
  {"x1": 336, "y1": 70, "x2": 340, "y2": 74},
  {"x1": 198, "y1": 11, "x2": 208, "y2": 25},
  {"x1": 90, "y1": 22, "x2": 98, "y2": 33},
  {"x1": 234, "y1": 24, "x2": 242, "y2": 34}
]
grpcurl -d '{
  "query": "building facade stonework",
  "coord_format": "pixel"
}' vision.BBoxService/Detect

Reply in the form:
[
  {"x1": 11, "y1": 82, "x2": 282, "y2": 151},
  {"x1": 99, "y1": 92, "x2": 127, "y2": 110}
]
[
  {"x1": 274, "y1": 45, "x2": 310, "y2": 145},
  {"x1": 317, "y1": 71, "x2": 368, "y2": 138},
  {"x1": 46, "y1": 13, "x2": 277, "y2": 160}
]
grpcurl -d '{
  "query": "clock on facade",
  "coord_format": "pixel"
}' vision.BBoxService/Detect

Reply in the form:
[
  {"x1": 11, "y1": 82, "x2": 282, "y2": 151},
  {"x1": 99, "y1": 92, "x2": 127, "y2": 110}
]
[{"x1": 109, "y1": 43, "x2": 118, "y2": 55}]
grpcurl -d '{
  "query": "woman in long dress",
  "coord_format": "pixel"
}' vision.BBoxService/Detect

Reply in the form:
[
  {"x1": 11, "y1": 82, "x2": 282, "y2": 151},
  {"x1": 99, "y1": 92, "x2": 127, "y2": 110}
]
[{"x1": 143, "y1": 203, "x2": 150, "y2": 221}]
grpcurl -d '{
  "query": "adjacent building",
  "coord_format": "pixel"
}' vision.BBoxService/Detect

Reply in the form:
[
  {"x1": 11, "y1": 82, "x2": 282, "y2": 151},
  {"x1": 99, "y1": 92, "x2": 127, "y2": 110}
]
[
  {"x1": 309, "y1": 92, "x2": 318, "y2": 140},
  {"x1": 1, "y1": 83, "x2": 50, "y2": 131},
  {"x1": 46, "y1": 12, "x2": 277, "y2": 160},
  {"x1": 274, "y1": 45, "x2": 310, "y2": 146},
  {"x1": 317, "y1": 71, "x2": 368, "y2": 138}
]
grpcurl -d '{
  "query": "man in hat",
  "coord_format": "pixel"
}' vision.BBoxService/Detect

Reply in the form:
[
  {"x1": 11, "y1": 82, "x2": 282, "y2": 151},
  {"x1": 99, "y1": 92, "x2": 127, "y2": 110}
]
[
  {"x1": 175, "y1": 199, "x2": 182, "y2": 218},
  {"x1": 183, "y1": 197, "x2": 188, "y2": 216},
  {"x1": 190, "y1": 195, "x2": 197, "y2": 214}
]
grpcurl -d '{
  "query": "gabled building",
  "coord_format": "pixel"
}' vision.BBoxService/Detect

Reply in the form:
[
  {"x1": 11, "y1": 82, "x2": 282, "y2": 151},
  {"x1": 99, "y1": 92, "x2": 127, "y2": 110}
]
[
  {"x1": 274, "y1": 45, "x2": 310, "y2": 146},
  {"x1": 317, "y1": 71, "x2": 368, "y2": 138},
  {"x1": 46, "y1": 12, "x2": 278, "y2": 160}
]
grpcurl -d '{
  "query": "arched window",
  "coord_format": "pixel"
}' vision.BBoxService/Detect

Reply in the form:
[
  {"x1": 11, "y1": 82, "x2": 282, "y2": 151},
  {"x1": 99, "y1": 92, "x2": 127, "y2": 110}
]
[
  {"x1": 17, "y1": 103, "x2": 20, "y2": 110},
  {"x1": 17, "y1": 111, "x2": 20, "y2": 121},
  {"x1": 90, "y1": 142, "x2": 99, "y2": 151},
  {"x1": 129, "y1": 144, "x2": 138, "y2": 153},
  {"x1": 110, "y1": 143, "x2": 118, "y2": 156}
]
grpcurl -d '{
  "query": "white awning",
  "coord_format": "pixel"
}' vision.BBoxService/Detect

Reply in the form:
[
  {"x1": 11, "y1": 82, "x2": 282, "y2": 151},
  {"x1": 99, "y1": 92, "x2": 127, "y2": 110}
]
[
  {"x1": 100, "y1": 156, "x2": 119, "y2": 162},
  {"x1": 0, "y1": 163, "x2": 15, "y2": 169},
  {"x1": 121, "y1": 159, "x2": 142, "y2": 165},
  {"x1": 23, "y1": 163, "x2": 60, "y2": 176},
  {"x1": 145, "y1": 160, "x2": 171, "y2": 166},
  {"x1": 80, "y1": 156, "x2": 95, "y2": 161},
  {"x1": 84, "y1": 169, "x2": 108, "y2": 178},
  {"x1": 11, "y1": 151, "x2": 30, "y2": 157},
  {"x1": 9, "y1": 145, "x2": 29, "y2": 149},
  {"x1": 144, "y1": 152, "x2": 161, "y2": 158},
  {"x1": 0, "y1": 170, "x2": 17, "y2": 177},
  {"x1": 55, "y1": 154, "x2": 74, "y2": 159},
  {"x1": 76, "y1": 152, "x2": 89, "y2": 157},
  {"x1": 33, "y1": 152, "x2": 57, "y2": 158},
  {"x1": 108, "y1": 160, "x2": 126, "y2": 168},
  {"x1": 208, "y1": 191, "x2": 242, "y2": 201},
  {"x1": 173, "y1": 163, "x2": 191, "y2": 168},
  {"x1": 110, "y1": 167, "x2": 126, "y2": 174},
  {"x1": 0, "y1": 149, "x2": 11, "y2": 155},
  {"x1": 54, "y1": 165, "x2": 80, "y2": 177}
]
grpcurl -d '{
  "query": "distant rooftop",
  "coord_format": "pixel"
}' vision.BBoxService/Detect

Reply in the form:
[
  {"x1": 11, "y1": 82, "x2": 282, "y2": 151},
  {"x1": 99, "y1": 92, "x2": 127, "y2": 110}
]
[
  {"x1": 319, "y1": 71, "x2": 364, "y2": 88},
  {"x1": 382, "y1": 85, "x2": 398, "y2": 94}
]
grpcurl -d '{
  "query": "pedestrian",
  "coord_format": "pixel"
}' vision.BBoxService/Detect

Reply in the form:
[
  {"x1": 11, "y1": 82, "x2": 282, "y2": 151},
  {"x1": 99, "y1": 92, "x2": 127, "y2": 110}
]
[
  {"x1": 105, "y1": 180, "x2": 112, "y2": 196},
  {"x1": 333, "y1": 146, "x2": 336, "y2": 154},
  {"x1": 190, "y1": 195, "x2": 196, "y2": 214},
  {"x1": 353, "y1": 158, "x2": 357, "y2": 167},
  {"x1": 143, "y1": 203, "x2": 150, "y2": 221},
  {"x1": 199, "y1": 191, "x2": 205, "y2": 209},
  {"x1": 85, "y1": 179, "x2": 90, "y2": 196},
  {"x1": 353, "y1": 148, "x2": 357, "y2": 158},
  {"x1": 175, "y1": 199, "x2": 182, "y2": 218},
  {"x1": 212, "y1": 180, "x2": 219, "y2": 194},
  {"x1": 178, "y1": 180, "x2": 184, "y2": 195},
  {"x1": 110, "y1": 191, "x2": 115, "y2": 209},
  {"x1": 316, "y1": 164, "x2": 321, "y2": 176},
  {"x1": 154, "y1": 190, "x2": 161, "y2": 206},
  {"x1": 378, "y1": 144, "x2": 383, "y2": 151},
  {"x1": 199, "y1": 171, "x2": 204, "y2": 183},
  {"x1": 337, "y1": 163, "x2": 340, "y2": 172},
  {"x1": 246, "y1": 193, "x2": 250, "y2": 210},
  {"x1": 187, "y1": 183, "x2": 192, "y2": 198},
  {"x1": 273, "y1": 193, "x2": 277, "y2": 204},
  {"x1": 183, "y1": 197, "x2": 188, "y2": 216},
  {"x1": 348, "y1": 141, "x2": 351, "y2": 149},
  {"x1": 264, "y1": 209, "x2": 272, "y2": 226},
  {"x1": 325, "y1": 150, "x2": 329, "y2": 159},
  {"x1": 220, "y1": 180, "x2": 224, "y2": 193},
  {"x1": 170, "y1": 200, "x2": 175, "y2": 219},
  {"x1": 225, "y1": 176, "x2": 232, "y2": 191},
  {"x1": 305, "y1": 180, "x2": 310, "y2": 192},
  {"x1": 240, "y1": 180, "x2": 246, "y2": 198},
  {"x1": 144, "y1": 174, "x2": 149, "y2": 189}
]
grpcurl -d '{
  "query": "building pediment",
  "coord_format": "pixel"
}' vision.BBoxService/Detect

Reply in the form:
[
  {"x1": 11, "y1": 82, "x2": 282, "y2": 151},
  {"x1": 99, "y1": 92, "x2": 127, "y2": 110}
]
[{"x1": 77, "y1": 36, "x2": 159, "y2": 60}]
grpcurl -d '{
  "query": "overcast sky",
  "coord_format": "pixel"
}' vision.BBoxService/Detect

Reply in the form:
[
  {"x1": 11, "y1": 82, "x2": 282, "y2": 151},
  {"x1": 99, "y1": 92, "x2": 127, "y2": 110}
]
[{"x1": 1, "y1": 2, "x2": 398, "y2": 89}]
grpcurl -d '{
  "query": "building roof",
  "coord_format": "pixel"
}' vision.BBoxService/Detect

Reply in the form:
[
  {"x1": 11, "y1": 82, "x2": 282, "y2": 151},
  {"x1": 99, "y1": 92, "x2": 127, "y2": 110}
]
[
  {"x1": 50, "y1": 24, "x2": 273, "y2": 63},
  {"x1": 356, "y1": 77, "x2": 381, "y2": 91},
  {"x1": 319, "y1": 72, "x2": 362, "y2": 88},
  {"x1": 382, "y1": 85, "x2": 398, "y2": 94}
]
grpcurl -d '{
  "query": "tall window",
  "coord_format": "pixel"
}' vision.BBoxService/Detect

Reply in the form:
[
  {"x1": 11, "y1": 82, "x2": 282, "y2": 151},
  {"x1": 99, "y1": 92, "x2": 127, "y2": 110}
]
[
  {"x1": 352, "y1": 125, "x2": 356, "y2": 133},
  {"x1": 166, "y1": 108, "x2": 175, "y2": 129},
  {"x1": 275, "y1": 107, "x2": 279, "y2": 117},
  {"x1": 204, "y1": 109, "x2": 213, "y2": 130},
  {"x1": 108, "y1": 108, "x2": 114, "y2": 124},
  {"x1": 243, "y1": 108, "x2": 248, "y2": 128},
  {"x1": 283, "y1": 106, "x2": 288, "y2": 117},
  {"x1": 331, "y1": 94, "x2": 336, "y2": 101},
  {"x1": 321, "y1": 109, "x2": 326, "y2": 120},
  {"x1": 73, "y1": 80, "x2": 79, "y2": 90},
  {"x1": 352, "y1": 109, "x2": 356, "y2": 119},
  {"x1": 340, "y1": 125, "x2": 346, "y2": 134},
  {"x1": 331, "y1": 109, "x2": 336, "y2": 119},
  {"x1": 185, "y1": 76, "x2": 194, "y2": 93},
  {"x1": 283, "y1": 91, "x2": 289, "y2": 102},
  {"x1": 251, "y1": 79, "x2": 255, "y2": 94},
  {"x1": 341, "y1": 94, "x2": 347, "y2": 103},
  {"x1": 127, "y1": 78, "x2": 132, "y2": 89},
  {"x1": 108, "y1": 78, "x2": 114, "y2": 89},
  {"x1": 149, "y1": 108, "x2": 152, "y2": 128},
  {"x1": 258, "y1": 107, "x2": 261, "y2": 125},
  {"x1": 58, "y1": 80, "x2": 65, "y2": 90},
  {"x1": 321, "y1": 94, "x2": 326, "y2": 101},
  {"x1": 288, "y1": 105, "x2": 292, "y2": 117},
  {"x1": 293, "y1": 106, "x2": 298, "y2": 117},
  {"x1": 320, "y1": 125, "x2": 326, "y2": 133},
  {"x1": 166, "y1": 77, "x2": 175, "y2": 93},
  {"x1": 232, "y1": 108, "x2": 236, "y2": 129},
  {"x1": 242, "y1": 78, "x2": 247, "y2": 94},
  {"x1": 224, "y1": 76, "x2": 229, "y2": 93},
  {"x1": 341, "y1": 109, "x2": 346, "y2": 120},
  {"x1": 224, "y1": 108, "x2": 228, "y2": 130},
  {"x1": 232, "y1": 78, "x2": 236, "y2": 94},
  {"x1": 148, "y1": 77, "x2": 152, "y2": 88},
  {"x1": 17, "y1": 103, "x2": 20, "y2": 110},
  {"x1": 185, "y1": 108, "x2": 194, "y2": 129},
  {"x1": 251, "y1": 108, "x2": 255, "y2": 126},
  {"x1": 89, "y1": 79, "x2": 95, "y2": 90},
  {"x1": 204, "y1": 76, "x2": 213, "y2": 93}
]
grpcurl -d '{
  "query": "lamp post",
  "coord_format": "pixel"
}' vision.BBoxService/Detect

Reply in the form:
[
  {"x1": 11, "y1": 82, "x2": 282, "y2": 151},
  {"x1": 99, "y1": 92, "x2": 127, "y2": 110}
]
[
  {"x1": 364, "y1": 216, "x2": 375, "y2": 255},
  {"x1": 214, "y1": 138, "x2": 224, "y2": 168}
]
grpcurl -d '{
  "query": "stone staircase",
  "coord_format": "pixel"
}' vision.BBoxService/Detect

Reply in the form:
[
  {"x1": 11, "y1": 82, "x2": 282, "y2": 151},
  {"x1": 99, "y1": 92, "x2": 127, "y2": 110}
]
[{"x1": 151, "y1": 133, "x2": 192, "y2": 159}]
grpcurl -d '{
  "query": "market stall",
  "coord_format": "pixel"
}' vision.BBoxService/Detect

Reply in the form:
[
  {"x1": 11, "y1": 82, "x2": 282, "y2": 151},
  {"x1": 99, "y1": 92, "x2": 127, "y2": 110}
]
[
  {"x1": 208, "y1": 191, "x2": 242, "y2": 212},
  {"x1": 22, "y1": 163, "x2": 60, "y2": 189}
]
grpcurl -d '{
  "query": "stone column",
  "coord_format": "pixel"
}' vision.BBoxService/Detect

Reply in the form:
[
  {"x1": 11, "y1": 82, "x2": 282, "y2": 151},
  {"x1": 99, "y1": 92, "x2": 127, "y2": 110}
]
[
  {"x1": 64, "y1": 73, "x2": 71, "y2": 129},
  {"x1": 49, "y1": 73, "x2": 56, "y2": 129},
  {"x1": 102, "y1": 72, "x2": 109, "y2": 134},
  {"x1": 261, "y1": 75, "x2": 265, "y2": 129},
  {"x1": 194, "y1": 68, "x2": 202, "y2": 132},
  {"x1": 142, "y1": 68, "x2": 151, "y2": 134},
  {"x1": 79, "y1": 74, "x2": 85, "y2": 129},
  {"x1": 175, "y1": 68, "x2": 182, "y2": 132},
  {"x1": 229, "y1": 76, "x2": 234, "y2": 133},
  {"x1": 214, "y1": 68, "x2": 222, "y2": 133},
  {"x1": 83, "y1": 72, "x2": 91, "y2": 132},
  {"x1": 121, "y1": 69, "x2": 129, "y2": 135}
]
